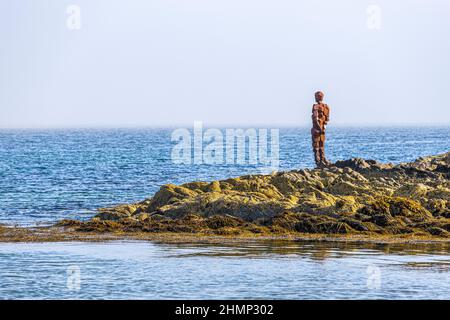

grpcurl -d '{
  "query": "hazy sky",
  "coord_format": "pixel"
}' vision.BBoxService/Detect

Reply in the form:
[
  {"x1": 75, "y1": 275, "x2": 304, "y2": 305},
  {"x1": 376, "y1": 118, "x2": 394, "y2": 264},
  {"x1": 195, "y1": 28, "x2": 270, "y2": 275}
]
[{"x1": 1, "y1": 0, "x2": 449, "y2": 128}]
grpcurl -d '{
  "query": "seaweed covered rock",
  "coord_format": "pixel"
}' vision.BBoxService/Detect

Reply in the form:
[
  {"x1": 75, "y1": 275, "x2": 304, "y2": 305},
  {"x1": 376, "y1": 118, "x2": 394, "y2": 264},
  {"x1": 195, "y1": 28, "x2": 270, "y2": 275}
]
[
  {"x1": 83, "y1": 152, "x2": 450, "y2": 237},
  {"x1": 358, "y1": 196, "x2": 433, "y2": 222}
]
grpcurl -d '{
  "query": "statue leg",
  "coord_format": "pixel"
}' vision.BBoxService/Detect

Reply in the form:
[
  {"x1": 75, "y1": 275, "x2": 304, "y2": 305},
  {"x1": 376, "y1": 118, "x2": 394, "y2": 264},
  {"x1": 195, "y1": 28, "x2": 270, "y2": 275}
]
[
  {"x1": 312, "y1": 134, "x2": 321, "y2": 166},
  {"x1": 319, "y1": 134, "x2": 331, "y2": 165},
  {"x1": 319, "y1": 139, "x2": 325, "y2": 162}
]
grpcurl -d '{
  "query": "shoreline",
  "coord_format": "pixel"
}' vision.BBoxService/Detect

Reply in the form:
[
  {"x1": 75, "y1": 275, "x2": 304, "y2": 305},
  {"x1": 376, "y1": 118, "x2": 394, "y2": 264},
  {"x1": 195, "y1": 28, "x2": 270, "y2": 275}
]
[{"x1": 1, "y1": 224, "x2": 450, "y2": 245}]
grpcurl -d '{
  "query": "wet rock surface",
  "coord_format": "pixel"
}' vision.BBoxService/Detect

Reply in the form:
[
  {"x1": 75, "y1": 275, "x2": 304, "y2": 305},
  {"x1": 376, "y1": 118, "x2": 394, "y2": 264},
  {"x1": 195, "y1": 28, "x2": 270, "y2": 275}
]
[{"x1": 62, "y1": 152, "x2": 450, "y2": 238}]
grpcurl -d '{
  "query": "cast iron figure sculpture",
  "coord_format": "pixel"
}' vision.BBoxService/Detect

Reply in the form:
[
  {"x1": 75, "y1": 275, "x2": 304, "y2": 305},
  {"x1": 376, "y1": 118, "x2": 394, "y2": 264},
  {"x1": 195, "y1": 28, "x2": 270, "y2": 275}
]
[{"x1": 311, "y1": 91, "x2": 331, "y2": 167}]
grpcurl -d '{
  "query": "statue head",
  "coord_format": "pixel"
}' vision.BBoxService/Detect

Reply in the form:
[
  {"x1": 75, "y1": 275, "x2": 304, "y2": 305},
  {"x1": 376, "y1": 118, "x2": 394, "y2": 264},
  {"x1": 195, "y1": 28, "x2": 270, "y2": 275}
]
[{"x1": 315, "y1": 91, "x2": 324, "y2": 103}]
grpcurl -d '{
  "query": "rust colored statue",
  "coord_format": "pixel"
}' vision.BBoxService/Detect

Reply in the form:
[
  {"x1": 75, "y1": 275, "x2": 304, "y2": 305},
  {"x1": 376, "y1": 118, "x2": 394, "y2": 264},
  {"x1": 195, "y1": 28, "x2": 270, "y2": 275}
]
[{"x1": 311, "y1": 91, "x2": 331, "y2": 167}]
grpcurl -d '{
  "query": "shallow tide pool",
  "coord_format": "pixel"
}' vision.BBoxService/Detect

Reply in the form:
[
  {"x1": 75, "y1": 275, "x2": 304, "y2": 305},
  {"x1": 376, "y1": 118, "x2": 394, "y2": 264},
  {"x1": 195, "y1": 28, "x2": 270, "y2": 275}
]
[{"x1": 0, "y1": 240, "x2": 449, "y2": 299}]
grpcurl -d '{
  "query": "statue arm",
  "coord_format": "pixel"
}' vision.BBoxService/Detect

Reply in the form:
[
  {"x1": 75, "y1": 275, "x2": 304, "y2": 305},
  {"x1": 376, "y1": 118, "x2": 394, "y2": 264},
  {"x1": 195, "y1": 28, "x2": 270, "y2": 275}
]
[
  {"x1": 312, "y1": 105, "x2": 321, "y2": 128},
  {"x1": 324, "y1": 105, "x2": 330, "y2": 125}
]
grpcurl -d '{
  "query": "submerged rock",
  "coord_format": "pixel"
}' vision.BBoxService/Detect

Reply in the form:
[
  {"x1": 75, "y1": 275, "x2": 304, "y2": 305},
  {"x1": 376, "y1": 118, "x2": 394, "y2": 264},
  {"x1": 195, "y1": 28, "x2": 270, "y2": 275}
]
[{"x1": 78, "y1": 152, "x2": 450, "y2": 238}]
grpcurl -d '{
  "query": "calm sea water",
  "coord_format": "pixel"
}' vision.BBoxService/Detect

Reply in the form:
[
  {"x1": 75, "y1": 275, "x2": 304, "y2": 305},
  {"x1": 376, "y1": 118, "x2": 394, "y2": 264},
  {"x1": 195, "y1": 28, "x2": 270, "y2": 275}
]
[
  {"x1": 0, "y1": 127, "x2": 449, "y2": 300},
  {"x1": 0, "y1": 241, "x2": 449, "y2": 300}
]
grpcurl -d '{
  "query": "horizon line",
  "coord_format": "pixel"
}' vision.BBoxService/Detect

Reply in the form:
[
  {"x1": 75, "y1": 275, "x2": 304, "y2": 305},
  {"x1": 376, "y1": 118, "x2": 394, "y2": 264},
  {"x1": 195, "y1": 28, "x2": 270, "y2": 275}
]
[{"x1": 0, "y1": 123, "x2": 449, "y2": 130}]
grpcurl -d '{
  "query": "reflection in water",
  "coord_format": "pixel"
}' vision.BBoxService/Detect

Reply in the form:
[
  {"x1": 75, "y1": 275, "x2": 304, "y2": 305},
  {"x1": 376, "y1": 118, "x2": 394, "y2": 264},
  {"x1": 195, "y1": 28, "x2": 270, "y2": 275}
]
[
  {"x1": 160, "y1": 240, "x2": 450, "y2": 261},
  {"x1": 0, "y1": 240, "x2": 449, "y2": 299}
]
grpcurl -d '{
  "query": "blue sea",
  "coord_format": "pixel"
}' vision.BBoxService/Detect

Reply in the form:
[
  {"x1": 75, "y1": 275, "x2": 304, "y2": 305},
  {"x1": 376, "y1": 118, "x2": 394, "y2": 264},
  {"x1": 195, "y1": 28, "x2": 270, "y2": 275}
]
[{"x1": 0, "y1": 126, "x2": 449, "y2": 300}]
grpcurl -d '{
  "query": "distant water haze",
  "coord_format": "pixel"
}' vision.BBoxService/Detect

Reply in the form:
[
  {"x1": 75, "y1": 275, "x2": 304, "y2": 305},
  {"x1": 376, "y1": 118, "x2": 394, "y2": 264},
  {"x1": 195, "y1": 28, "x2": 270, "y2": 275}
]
[{"x1": 0, "y1": 0, "x2": 449, "y2": 128}]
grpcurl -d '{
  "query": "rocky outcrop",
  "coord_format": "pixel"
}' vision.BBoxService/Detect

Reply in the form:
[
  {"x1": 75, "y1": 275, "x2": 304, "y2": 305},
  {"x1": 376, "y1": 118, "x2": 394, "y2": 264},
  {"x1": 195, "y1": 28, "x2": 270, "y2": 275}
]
[{"x1": 65, "y1": 152, "x2": 450, "y2": 238}]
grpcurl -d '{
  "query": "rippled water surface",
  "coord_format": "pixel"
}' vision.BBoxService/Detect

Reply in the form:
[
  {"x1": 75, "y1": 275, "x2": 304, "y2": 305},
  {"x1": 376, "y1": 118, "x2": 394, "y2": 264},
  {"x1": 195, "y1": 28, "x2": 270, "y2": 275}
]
[{"x1": 0, "y1": 241, "x2": 449, "y2": 299}]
